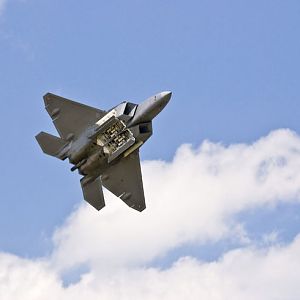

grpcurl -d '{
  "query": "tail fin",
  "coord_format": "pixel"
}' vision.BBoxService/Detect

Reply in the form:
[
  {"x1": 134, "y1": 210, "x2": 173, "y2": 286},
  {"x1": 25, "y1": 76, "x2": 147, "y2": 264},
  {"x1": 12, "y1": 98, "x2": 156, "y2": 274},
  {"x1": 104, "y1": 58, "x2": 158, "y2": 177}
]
[{"x1": 35, "y1": 131, "x2": 68, "y2": 159}]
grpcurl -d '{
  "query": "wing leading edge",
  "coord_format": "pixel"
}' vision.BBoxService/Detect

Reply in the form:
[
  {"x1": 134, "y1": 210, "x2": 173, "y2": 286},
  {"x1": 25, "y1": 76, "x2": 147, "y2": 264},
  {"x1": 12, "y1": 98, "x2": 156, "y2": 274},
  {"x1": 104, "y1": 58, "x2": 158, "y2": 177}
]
[
  {"x1": 101, "y1": 150, "x2": 146, "y2": 212},
  {"x1": 44, "y1": 93, "x2": 106, "y2": 140}
]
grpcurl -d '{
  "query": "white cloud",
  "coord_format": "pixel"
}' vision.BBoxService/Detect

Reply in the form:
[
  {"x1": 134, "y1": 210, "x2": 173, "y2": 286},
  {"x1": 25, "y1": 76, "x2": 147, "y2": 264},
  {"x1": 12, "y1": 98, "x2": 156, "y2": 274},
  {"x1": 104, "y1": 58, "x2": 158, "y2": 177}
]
[
  {"x1": 1, "y1": 128, "x2": 300, "y2": 299},
  {"x1": 51, "y1": 129, "x2": 300, "y2": 271},
  {"x1": 1, "y1": 235, "x2": 300, "y2": 300}
]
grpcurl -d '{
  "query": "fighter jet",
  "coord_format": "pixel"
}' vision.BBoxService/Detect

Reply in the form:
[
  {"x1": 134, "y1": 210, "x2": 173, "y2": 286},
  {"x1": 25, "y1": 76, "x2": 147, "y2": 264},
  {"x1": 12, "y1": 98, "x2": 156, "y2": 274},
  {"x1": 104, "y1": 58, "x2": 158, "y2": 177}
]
[{"x1": 36, "y1": 91, "x2": 171, "y2": 212}]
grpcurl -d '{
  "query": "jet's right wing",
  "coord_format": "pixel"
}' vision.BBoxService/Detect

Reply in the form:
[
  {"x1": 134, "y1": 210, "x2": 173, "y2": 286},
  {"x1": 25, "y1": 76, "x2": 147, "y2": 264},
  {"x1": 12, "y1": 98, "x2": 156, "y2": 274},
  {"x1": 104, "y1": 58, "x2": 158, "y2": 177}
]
[
  {"x1": 44, "y1": 93, "x2": 106, "y2": 140},
  {"x1": 101, "y1": 150, "x2": 146, "y2": 212}
]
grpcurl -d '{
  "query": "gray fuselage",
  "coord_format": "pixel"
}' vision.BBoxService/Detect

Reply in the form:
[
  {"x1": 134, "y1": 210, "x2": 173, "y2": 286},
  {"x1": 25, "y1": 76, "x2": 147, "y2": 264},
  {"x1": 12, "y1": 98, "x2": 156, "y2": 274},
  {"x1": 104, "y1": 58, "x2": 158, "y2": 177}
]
[{"x1": 66, "y1": 91, "x2": 171, "y2": 184}]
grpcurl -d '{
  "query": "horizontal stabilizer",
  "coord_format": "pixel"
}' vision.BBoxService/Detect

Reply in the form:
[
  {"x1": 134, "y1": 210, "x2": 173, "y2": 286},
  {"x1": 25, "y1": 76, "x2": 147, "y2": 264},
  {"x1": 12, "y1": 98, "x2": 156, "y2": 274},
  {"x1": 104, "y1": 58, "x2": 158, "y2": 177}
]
[
  {"x1": 80, "y1": 177, "x2": 105, "y2": 211},
  {"x1": 35, "y1": 131, "x2": 68, "y2": 159}
]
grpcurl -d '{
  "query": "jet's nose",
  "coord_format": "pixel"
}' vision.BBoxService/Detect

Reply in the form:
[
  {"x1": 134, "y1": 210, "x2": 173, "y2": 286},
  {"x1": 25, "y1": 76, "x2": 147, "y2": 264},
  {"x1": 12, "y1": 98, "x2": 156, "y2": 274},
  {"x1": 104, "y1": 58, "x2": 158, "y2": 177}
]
[
  {"x1": 155, "y1": 91, "x2": 172, "y2": 111},
  {"x1": 127, "y1": 91, "x2": 172, "y2": 127},
  {"x1": 159, "y1": 91, "x2": 172, "y2": 104}
]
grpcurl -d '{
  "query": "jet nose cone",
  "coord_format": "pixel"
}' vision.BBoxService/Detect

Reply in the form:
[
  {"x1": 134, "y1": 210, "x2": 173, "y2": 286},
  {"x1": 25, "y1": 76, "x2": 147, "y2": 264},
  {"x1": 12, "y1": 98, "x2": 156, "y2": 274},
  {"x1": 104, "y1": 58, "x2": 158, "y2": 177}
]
[
  {"x1": 154, "y1": 91, "x2": 172, "y2": 114},
  {"x1": 160, "y1": 91, "x2": 172, "y2": 103}
]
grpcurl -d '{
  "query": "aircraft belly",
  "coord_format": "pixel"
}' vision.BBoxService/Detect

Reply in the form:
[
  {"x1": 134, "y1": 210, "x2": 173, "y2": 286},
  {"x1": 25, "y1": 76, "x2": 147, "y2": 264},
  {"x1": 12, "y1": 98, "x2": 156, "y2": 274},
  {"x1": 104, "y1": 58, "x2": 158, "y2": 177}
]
[{"x1": 79, "y1": 151, "x2": 106, "y2": 175}]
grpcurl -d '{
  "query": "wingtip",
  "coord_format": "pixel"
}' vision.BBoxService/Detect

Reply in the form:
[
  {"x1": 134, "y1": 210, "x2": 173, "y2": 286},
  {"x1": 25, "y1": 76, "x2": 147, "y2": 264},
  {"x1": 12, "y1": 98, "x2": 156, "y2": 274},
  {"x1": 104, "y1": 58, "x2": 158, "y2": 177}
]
[
  {"x1": 43, "y1": 92, "x2": 55, "y2": 100},
  {"x1": 43, "y1": 92, "x2": 52, "y2": 106},
  {"x1": 134, "y1": 203, "x2": 146, "y2": 212}
]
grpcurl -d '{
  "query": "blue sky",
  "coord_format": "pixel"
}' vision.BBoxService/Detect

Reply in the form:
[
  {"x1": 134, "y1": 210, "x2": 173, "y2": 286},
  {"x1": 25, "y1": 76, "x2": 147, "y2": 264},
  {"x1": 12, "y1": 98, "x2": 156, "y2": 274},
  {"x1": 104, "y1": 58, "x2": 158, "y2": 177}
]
[{"x1": 1, "y1": 1, "x2": 300, "y2": 298}]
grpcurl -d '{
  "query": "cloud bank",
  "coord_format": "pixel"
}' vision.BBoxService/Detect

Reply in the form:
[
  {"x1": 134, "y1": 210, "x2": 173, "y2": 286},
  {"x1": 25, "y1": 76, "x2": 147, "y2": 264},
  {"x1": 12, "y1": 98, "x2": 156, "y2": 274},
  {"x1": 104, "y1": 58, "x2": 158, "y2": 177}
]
[
  {"x1": 1, "y1": 236, "x2": 300, "y2": 300},
  {"x1": 1, "y1": 129, "x2": 300, "y2": 299}
]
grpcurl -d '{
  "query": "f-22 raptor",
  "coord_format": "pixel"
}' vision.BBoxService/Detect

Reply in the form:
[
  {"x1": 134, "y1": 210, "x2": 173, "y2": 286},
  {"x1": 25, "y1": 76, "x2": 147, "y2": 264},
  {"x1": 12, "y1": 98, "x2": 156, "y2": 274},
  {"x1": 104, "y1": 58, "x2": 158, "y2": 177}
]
[{"x1": 36, "y1": 91, "x2": 171, "y2": 212}]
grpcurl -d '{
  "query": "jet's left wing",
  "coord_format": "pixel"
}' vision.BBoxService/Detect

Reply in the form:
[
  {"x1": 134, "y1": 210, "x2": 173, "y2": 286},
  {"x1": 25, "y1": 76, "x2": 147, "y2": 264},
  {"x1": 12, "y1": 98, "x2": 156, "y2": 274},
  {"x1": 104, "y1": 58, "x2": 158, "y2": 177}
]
[
  {"x1": 101, "y1": 150, "x2": 146, "y2": 212},
  {"x1": 44, "y1": 93, "x2": 106, "y2": 140}
]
